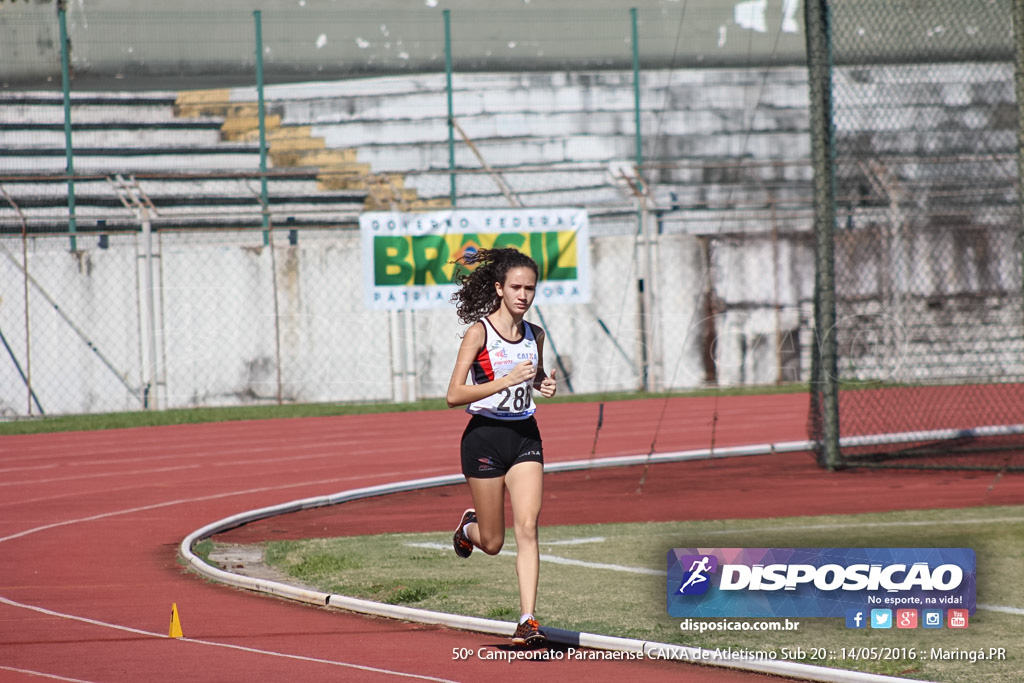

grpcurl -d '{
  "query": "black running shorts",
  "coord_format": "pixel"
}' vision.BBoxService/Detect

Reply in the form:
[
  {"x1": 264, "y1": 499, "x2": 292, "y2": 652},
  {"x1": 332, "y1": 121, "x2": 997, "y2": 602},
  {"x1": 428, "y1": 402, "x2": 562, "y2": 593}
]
[{"x1": 460, "y1": 415, "x2": 544, "y2": 479}]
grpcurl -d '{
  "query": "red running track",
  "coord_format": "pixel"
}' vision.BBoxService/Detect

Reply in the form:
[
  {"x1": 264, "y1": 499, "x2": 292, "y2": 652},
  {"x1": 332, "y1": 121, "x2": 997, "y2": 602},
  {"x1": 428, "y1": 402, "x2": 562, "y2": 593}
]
[{"x1": 3, "y1": 395, "x2": 1022, "y2": 683}]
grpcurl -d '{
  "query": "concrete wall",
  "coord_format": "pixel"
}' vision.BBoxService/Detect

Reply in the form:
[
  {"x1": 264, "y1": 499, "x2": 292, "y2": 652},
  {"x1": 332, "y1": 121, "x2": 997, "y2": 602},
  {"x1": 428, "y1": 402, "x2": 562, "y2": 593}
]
[
  {"x1": 3, "y1": 228, "x2": 749, "y2": 415},
  {"x1": 1, "y1": 1, "x2": 807, "y2": 89}
]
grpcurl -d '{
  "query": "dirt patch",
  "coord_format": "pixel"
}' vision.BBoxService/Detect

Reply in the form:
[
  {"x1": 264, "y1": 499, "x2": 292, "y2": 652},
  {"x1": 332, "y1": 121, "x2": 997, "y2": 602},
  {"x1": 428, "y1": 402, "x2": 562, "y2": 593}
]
[{"x1": 206, "y1": 542, "x2": 317, "y2": 591}]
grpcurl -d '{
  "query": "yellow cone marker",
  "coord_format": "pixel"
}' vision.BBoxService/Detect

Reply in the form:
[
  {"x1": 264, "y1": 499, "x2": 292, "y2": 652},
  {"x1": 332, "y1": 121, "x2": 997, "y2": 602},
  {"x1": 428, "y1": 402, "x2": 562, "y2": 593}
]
[{"x1": 169, "y1": 603, "x2": 183, "y2": 638}]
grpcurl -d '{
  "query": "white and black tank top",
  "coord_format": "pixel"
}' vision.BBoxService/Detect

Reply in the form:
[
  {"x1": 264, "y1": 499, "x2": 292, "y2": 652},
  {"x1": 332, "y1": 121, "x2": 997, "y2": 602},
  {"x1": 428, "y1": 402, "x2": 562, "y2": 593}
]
[{"x1": 466, "y1": 318, "x2": 539, "y2": 420}]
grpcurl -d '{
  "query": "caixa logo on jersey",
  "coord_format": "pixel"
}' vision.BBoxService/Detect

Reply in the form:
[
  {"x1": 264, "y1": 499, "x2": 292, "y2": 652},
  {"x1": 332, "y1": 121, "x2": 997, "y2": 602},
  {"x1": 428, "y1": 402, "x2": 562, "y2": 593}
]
[{"x1": 666, "y1": 548, "x2": 976, "y2": 618}]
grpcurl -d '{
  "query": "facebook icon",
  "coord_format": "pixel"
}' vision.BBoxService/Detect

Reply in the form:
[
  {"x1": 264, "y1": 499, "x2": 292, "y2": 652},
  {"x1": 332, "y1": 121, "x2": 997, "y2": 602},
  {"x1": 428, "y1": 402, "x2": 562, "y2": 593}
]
[{"x1": 845, "y1": 609, "x2": 866, "y2": 629}]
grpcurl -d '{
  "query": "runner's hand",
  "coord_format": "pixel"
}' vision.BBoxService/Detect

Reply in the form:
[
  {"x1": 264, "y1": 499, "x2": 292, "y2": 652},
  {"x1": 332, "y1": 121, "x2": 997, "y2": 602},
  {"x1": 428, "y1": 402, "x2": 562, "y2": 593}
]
[
  {"x1": 538, "y1": 368, "x2": 558, "y2": 398},
  {"x1": 506, "y1": 360, "x2": 537, "y2": 388}
]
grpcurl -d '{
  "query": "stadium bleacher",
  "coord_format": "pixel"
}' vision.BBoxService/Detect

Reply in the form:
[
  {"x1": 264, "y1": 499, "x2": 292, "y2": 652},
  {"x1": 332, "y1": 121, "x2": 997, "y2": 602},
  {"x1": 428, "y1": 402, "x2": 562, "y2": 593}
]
[
  {"x1": 1, "y1": 68, "x2": 818, "y2": 237},
  {"x1": 0, "y1": 91, "x2": 367, "y2": 234}
]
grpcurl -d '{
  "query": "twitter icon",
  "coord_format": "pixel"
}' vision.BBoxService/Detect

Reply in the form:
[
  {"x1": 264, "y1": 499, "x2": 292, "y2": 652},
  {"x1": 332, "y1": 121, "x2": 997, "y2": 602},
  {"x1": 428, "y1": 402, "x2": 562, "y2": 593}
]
[{"x1": 870, "y1": 609, "x2": 892, "y2": 629}]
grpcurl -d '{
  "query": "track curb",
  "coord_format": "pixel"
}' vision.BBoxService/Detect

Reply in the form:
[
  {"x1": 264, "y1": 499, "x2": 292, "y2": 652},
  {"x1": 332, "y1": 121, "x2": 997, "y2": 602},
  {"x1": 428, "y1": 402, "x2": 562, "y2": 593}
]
[{"x1": 180, "y1": 443, "x2": 931, "y2": 683}]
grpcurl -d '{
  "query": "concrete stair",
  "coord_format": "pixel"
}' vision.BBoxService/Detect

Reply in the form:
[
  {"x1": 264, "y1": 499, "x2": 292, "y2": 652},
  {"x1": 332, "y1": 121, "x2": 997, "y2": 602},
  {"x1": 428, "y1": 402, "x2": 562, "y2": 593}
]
[{"x1": 173, "y1": 88, "x2": 446, "y2": 212}]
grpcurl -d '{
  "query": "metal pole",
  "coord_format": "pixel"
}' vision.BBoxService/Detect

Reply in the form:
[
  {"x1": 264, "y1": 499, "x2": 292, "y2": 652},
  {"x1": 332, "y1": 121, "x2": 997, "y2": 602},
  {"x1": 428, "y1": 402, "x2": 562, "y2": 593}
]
[
  {"x1": 23, "y1": 213, "x2": 34, "y2": 414},
  {"x1": 254, "y1": 10, "x2": 271, "y2": 246},
  {"x1": 254, "y1": 12, "x2": 283, "y2": 404},
  {"x1": 389, "y1": 310, "x2": 401, "y2": 402},
  {"x1": 268, "y1": 225, "x2": 284, "y2": 406},
  {"x1": 0, "y1": 184, "x2": 38, "y2": 414},
  {"x1": 631, "y1": 8, "x2": 657, "y2": 391},
  {"x1": 769, "y1": 189, "x2": 782, "y2": 384},
  {"x1": 142, "y1": 210, "x2": 159, "y2": 409},
  {"x1": 58, "y1": 1, "x2": 77, "y2": 252},
  {"x1": 444, "y1": 9, "x2": 457, "y2": 206},
  {"x1": 406, "y1": 309, "x2": 418, "y2": 402},
  {"x1": 631, "y1": 8, "x2": 643, "y2": 172},
  {"x1": 804, "y1": 0, "x2": 841, "y2": 469},
  {"x1": 644, "y1": 205, "x2": 662, "y2": 391},
  {"x1": 0, "y1": 326, "x2": 43, "y2": 415}
]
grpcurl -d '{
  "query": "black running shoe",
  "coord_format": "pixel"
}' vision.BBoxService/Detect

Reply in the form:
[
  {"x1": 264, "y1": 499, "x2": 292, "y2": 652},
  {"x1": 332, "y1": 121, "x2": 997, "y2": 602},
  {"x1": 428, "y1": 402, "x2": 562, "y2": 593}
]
[
  {"x1": 511, "y1": 617, "x2": 545, "y2": 646},
  {"x1": 453, "y1": 508, "x2": 476, "y2": 558}
]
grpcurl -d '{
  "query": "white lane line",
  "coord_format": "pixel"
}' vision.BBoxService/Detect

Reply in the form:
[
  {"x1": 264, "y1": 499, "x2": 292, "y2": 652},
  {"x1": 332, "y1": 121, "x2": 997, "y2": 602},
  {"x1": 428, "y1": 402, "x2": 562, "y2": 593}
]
[
  {"x1": 666, "y1": 516, "x2": 1024, "y2": 536},
  {"x1": 977, "y1": 603, "x2": 1024, "y2": 616},
  {"x1": 0, "y1": 488, "x2": 299, "y2": 544},
  {"x1": 2, "y1": 444, "x2": 455, "y2": 488},
  {"x1": 0, "y1": 665, "x2": 100, "y2": 683},
  {"x1": 0, "y1": 463, "x2": 60, "y2": 474},
  {"x1": 0, "y1": 482, "x2": 180, "y2": 510},
  {"x1": 406, "y1": 541, "x2": 662, "y2": 576},
  {"x1": 539, "y1": 554, "x2": 664, "y2": 575},
  {"x1": 1, "y1": 439, "x2": 445, "y2": 472},
  {"x1": 0, "y1": 447, "x2": 339, "y2": 474},
  {"x1": 544, "y1": 536, "x2": 606, "y2": 545},
  {"x1": 0, "y1": 466, "x2": 450, "y2": 544},
  {"x1": 187, "y1": 636, "x2": 460, "y2": 682},
  {"x1": 0, "y1": 596, "x2": 459, "y2": 683},
  {"x1": 0, "y1": 464, "x2": 201, "y2": 487}
]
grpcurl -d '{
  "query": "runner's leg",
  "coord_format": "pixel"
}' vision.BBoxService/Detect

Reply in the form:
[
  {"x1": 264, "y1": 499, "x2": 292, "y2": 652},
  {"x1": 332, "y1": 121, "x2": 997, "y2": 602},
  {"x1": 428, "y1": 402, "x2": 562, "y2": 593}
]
[
  {"x1": 466, "y1": 475, "x2": 507, "y2": 555},
  {"x1": 505, "y1": 461, "x2": 543, "y2": 616}
]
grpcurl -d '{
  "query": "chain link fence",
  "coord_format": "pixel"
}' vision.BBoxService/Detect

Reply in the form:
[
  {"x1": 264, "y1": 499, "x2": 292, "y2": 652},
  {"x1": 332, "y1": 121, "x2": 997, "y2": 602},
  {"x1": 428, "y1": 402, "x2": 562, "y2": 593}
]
[
  {"x1": 4, "y1": 4, "x2": 808, "y2": 417},
  {"x1": 808, "y1": 0, "x2": 1024, "y2": 469},
  {"x1": 1, "y1": 169, "x2": 810, "y2": 416}
]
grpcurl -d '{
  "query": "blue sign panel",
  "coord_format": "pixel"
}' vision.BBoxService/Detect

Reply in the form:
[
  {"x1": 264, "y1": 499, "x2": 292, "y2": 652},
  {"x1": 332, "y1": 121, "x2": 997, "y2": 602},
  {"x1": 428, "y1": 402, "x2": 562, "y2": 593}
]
[{"x1": 667, "y1": 548, "x2": 975, "y2": 618}]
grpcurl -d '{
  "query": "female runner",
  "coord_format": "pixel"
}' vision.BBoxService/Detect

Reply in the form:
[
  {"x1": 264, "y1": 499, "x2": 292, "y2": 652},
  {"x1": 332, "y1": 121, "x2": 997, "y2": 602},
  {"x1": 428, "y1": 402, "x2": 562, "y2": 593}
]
[{"x1": 446, "y1": 247, "x2": 557, "y2": 646}]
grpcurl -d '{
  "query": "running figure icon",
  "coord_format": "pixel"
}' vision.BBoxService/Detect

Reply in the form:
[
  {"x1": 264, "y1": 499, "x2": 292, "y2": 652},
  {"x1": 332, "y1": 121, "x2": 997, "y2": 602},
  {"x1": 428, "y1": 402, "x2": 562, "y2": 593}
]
[{"x1": 678, "y1": 556, "x2": 712, "y2": 594}]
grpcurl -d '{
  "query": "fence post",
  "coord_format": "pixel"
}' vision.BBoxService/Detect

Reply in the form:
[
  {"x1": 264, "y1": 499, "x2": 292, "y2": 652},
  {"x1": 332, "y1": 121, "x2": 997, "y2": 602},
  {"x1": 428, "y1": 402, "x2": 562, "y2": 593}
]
[
  {"x1": 254, "y1": 10, "x2": 271, "y2": 245},
  {"x1": 631, "y1": 8, "x2": 645, "y2": 389},
  {"x1": 253, "y1": 11, "x2": 285, "y2": 404},
  {"x1": 444, "y1": 9, "x2": 457, "y2": 207},
  {"x1": 630, "y1": 8, "x2": 659, "y2": 391},
  {"x1": 631, "y1": 8, "x2": 643, "y2": 173},
  {"x1": 58, "y1": 0, "x2": 77, "y2": 252},
  {"x1": 804, "y1": 0, "x2": 841, "y2": 469},
  {"x1": 141, "y1": 211, "x2": 160, "y2": 409}
]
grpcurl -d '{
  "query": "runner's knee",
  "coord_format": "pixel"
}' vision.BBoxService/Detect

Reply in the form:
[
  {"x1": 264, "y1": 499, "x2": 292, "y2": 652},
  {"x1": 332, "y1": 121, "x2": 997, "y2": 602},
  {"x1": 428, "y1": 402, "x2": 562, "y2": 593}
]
[
  {"x1": 514, "y1": 516, "x2": 538, "y2": 544},
  {"x1": 478, "y1": 534, "x2": 504, "y2": 555}
]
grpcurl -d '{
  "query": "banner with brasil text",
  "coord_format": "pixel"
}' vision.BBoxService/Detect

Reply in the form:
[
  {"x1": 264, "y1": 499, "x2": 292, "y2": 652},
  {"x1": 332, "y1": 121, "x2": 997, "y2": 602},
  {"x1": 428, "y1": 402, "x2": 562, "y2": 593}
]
[{"x1": 359, "y1": 209, "x2": 590, "y2": 310}]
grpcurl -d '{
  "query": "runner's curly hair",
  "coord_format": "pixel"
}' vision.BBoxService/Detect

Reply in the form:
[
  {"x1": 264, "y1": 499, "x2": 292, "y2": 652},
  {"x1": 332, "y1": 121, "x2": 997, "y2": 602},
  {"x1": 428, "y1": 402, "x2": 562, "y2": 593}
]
[{"x1": 450, "y1": 247, "x2": 539, "y2": 324}]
